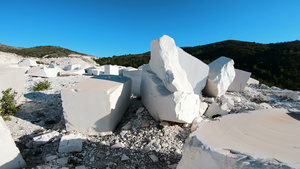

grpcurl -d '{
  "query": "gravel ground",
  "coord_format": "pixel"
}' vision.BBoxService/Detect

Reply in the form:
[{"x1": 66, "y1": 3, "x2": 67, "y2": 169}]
[{"x1": 4, "y1": 73, "x2": 300, "y2": 169}]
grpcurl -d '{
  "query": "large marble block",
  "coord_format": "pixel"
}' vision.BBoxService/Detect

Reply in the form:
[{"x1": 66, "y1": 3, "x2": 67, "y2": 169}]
[
  {"x1": 140, "y1": 65, "x2": 200, "y2": 123},
  {"x1": 178, "y1": 109, "x2": 300, "y2": 169},
  {"x1": 149, "y1": 35, "x2": 193, "y2": 93},
  {"x1": 177, "y1": 47, "x2": 209, "y2": 94},
  {"x1": 61, "y1": 75, "x2": 132, "y2": 135},
  {"x1": 228, "y1": 69, "x2": 251, "y2": 92},
  {"x1": 0, "y1": 116, "x2": 27, "y2": 168},
  {"x1": 27, "y1": 66, "x2": 58, "y2": 77},
  {"x1": 104, "y1": 65, "x2": 119, "y2": 75},
  {"x1": 0, "y1": 65, "x2": 25, "y2": 105},
  {"x1": 203, "y1": 56, "x2": 235, "y2": 97},
  {"x1": 18, "y1": 59, "x2": 37, "y2": 67},
  {"x1": 123, "y1": 70, "x2": 143, "y2": 96}
]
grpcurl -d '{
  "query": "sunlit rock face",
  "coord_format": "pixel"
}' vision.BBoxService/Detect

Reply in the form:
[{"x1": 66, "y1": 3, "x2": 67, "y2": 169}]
[
  {"x1": 228, "y1": 69, "x2": 251, "y2": 92},
  {"x1": 61, "y1": 75, "x2": 132, "y2": 136},
  {"x1": 203, "y1": 56, "x2": 235, "y2": 97}
]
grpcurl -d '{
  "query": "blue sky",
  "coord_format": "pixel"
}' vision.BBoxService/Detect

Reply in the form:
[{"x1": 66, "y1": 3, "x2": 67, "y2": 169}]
[{"x1": 1, "y1": 0, "x2": 300, "y2": 57}]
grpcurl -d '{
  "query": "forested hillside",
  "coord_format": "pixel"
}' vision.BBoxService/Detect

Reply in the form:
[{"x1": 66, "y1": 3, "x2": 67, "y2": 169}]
[
  {"x1": 94, "y1": 40, "x2": 300, "y2": 91},
  {"x1": 0, "y1": 44, "x2": 85, "y2": 58}
]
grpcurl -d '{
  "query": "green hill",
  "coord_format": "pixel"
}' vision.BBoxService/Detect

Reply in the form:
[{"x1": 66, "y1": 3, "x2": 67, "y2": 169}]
[
  {"x1": 94, "y1": 40, "x2": 300, "y2": 91},
  {"x1": 0, "y1": 44, "x2": 86, "y2": 58}
]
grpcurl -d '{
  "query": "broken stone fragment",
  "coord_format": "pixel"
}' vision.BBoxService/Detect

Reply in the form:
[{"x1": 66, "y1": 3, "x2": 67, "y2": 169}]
[
  {"x1": 58, "y1": 133, "x2": 82, "y2": 153},
  {"x1": 178, "y1": 109, "x2": 300, "y2": 169},
  {"x1": 0, "y1": 116, "x2": 27, "y2": 168},
  {"x1": 149, "y1": 35, "x2": 193, "y2": 93},
  {"x1": 278, "y1": 89, "x2": 299, "y2": 101},
  {"x1": 61, "y1": 75, "x2": 132, "y2": 135},
  {"x1": 141, "y1": 65, "x2": 200, "y2": 123},
  {"x1": 227, "y1": 69, "x2": 251, "y2": 92},
  {"x1": 204, "y1": 102, "x2": 230, "y2": 117},
  {"x1": 33, "y1": 130, "x2": 60, "y2": 145},
  {"x1": 203, "y1": 56, "x2": 236, "y2": 97}
]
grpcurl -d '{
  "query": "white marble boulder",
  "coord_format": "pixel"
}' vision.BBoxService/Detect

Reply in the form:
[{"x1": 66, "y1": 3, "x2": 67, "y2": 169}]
[
  {"x1": 178, "y1": 109, "x2": 300, "y2": 169},
  {"x1": 0, "y1": 65, "x2": 25, "y2": 105},
  {"x1": 177, "y1": 47, "x2": 209, "y2": 94},
  {"x1": 123, "y1": 69, "x2": 143, "y2": 96},
  {"x1": 61, "y1": 75, "x2": 132, "y2": 135},
  {"x1": 228, "y1": 69, "x2": 251, "y2": 92},
  {"x1": 149, "y1": 35, "x2": 193, "y2": 93},
  {"x1": 140, "y1": 65, "x2": 200, "y2": 123},
  {"x1": 104, "y1": 65, "x2": 119, "y2": 75},
  {"x1": 203, "y1": 56, "x2": 236, "y2": 97},
  {"x1": 0, "y1": 116, "x2": 27, "y2": 168}
]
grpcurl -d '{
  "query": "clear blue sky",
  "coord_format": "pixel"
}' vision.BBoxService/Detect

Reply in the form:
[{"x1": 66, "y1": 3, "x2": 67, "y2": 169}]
[{"x1": 1, "y1": 0, "x2": 300, "y2": 57}]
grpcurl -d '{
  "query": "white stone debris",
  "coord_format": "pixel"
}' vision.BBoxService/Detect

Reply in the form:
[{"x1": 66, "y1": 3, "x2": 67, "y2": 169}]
[
  {"x1": 203, "y1": 56, "x2": 236, "y2": 97},
  {"x1": 228, "y1": 69, "x2": 251, "y2": 92},
  {"x1": 247, "y1": 77, "x2": 259, "y2": 85},
  {"x1": 204, "y1": 102, "x2": 230, "y2": 117},
  {"x1": 0, "y1": 116, "x2": 27, "y2": 168},
  {"x1": 0, "y1": 65, "x2": 25, "y2": 105},
  {"x1": 60, "y1": 69, "x2": 85, "y2": 76},
  {"x1": 61, "y1": 75, "x2": 132, "y2": 135},
  {"x1": 178, "y1": 108, "x2": 300, "y2": 169},
  {"x1": 121, "y1": 154, "x2": 130, "y2": 161},
  {"x1": 123, "y1": 69, "x2": 143, "y2": 96},
  {"x1": 149, "y1": 35, "x2": 193, "y2": 93},
  {"x1": 255, "y1": 103, "x2": 273, "y2": 110},
  {"x1": 141, "y1": 65, "x2": 200, "y2": 123},
  {"x1": 33, "y1": 130, "x2": 60, "y2": 145},
  {"x1": 64, "y1": 64, "x2": 81, "y2": 71},
  {"x1": 18, "y1": 58, "x2": 37, "y2": 67},
  {"x1": 58, "y1": 133, "x2": 82, "y2": 153},
  {"x1": 104, "y1": 65, "x2": 119, "y2": 75},
  {"x1": 278, "y1": 89, "x2": 300, "y2": 101},
  {"x1": 27, "y1": 66, "x2": 58, "y2": 78}
]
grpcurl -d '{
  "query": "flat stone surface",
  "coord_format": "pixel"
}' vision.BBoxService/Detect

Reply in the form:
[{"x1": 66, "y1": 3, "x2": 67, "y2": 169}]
[
  {"x1": 180, "y1": 109, "x2": 300, "y2": 168},
  {"x1": 123, "y1": 69, "x2": 143, "y2": 96},
  {"x1": 228, "y1": 69, "x2": 251, "y2": 92},
  {"x1": 58, "y1": 133, "x2": 82, "y2": 153}
]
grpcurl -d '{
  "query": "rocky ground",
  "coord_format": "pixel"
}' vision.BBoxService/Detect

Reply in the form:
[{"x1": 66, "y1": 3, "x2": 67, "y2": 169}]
[{"x1": 4, "y1": 73, "x2": 299, "y2": 169}]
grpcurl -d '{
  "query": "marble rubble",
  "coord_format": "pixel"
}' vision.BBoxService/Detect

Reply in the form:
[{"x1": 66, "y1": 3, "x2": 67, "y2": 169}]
[
  {"x1": 0, "y1": 65, "x2": 25, "y2": 105},
  {"x1": 203, "y1": 56, "x2": 236, "y2": 97},
  {"x1": 141, "y1": 65, "x2": 200, "y2": 123},
  {"x1": 64, "y1": 64, "x2": 81, "y2": 71},
  {"x1": 0, "y1": 116, "x2": 27, "y2": 169},
  {"x1": 227, "y1": 69, "x2": 251, "y2": 92},
  {"x1": 61, "y1": 75, "x2": 132, "y2": 135},
  {"x1": 178, "y1": 108, "x2": 300, "y2": 169},
  {"x1": 123, "y1": 69, "x2": 143, "y2": 96}
]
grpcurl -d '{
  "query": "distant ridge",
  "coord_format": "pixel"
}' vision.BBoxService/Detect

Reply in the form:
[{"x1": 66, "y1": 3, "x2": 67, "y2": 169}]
[
  {"x1": 0, "y1": 44, "x2": 88, "y2": 58},
  {"x1": 93, "y1": 40, "x2": 300, "y2": 91}
]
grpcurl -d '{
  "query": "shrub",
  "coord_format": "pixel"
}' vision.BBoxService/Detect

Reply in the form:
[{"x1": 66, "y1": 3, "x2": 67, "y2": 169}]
[
  {"x1": 33, "y1": 80, "x2": 51, "y2": 91},
  {"x1": 0, "y1": 88, "x2": 19, "y2": 119}
]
